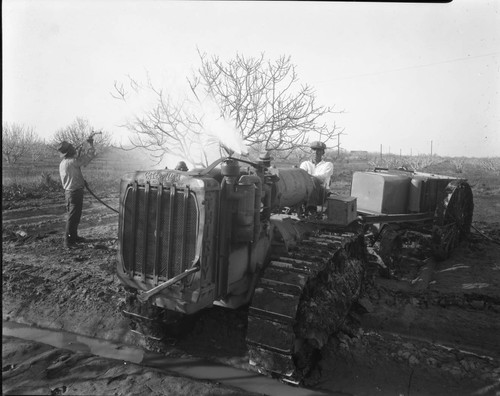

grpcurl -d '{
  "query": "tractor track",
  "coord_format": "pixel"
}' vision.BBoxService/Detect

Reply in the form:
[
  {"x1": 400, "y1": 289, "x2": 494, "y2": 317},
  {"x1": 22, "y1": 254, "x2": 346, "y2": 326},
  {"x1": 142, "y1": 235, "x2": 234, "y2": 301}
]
[{"x1": 247, "y1": 230, "x2": 365, "y2": 382}]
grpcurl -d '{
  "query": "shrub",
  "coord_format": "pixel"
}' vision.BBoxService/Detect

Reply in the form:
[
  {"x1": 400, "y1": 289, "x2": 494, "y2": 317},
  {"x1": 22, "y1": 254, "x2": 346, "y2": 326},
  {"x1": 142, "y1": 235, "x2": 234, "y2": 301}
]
[
  {"x1": 451, "y1": 158, "x2": 466, "y2": 174},
  {"x1": 2, "y1": 183, "x2": 38, "y2": 202},
  {"x1": 480, "y1": 158, "x2": 500, "y2": 174},
  {"x1": 38, "y1": 172, "x2": 60, "y2": 191}
]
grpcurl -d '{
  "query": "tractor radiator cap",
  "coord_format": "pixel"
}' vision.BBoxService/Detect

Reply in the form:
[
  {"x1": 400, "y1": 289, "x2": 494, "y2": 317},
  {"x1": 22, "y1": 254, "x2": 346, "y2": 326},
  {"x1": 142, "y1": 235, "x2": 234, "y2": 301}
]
[{"x1": 221, "y1": 159, "x2": 240, "y2": 178}]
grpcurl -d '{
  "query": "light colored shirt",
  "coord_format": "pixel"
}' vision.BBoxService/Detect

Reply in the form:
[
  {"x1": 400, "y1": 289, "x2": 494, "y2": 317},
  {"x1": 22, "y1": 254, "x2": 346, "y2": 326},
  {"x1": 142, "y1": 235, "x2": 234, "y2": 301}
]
[
  {"x1": 300, "y1": 160, "x2": 334, "y2": 188},
  {"x1": 59, "y1": 149, "x2": 95, "y2": 191}
]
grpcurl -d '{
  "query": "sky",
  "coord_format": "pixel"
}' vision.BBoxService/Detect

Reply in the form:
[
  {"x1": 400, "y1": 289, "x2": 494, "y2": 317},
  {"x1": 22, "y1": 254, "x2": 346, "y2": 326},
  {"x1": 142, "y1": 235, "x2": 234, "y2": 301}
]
[{"x1": 3, "y1": 0, "x2": 500, "y2": 160}]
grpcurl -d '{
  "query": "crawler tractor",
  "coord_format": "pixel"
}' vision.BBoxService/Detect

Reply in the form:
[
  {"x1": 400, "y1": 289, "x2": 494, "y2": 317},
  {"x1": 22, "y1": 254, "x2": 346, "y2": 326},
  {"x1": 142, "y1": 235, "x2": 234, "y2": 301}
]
[
  {"x1": 117, "y1": 156, "x2": 366, "y2": 382},
  {"x1": 116, "y1": 155, "x2": 474, "y2": 381}
]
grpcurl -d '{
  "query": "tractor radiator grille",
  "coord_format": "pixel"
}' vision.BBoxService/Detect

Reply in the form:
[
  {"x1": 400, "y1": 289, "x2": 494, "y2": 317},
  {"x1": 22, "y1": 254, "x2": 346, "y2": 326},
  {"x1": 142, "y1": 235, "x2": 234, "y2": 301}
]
[{"x1": 122, "y1": 182, "x2": 198, "y2": 283}]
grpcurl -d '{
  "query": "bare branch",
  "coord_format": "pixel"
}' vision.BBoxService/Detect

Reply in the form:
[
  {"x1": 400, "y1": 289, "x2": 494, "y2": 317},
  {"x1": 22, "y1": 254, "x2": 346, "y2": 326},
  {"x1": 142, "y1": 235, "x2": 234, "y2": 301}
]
[
  {"x1": 111, "y1": 81, "x2": 127, "y2": 100},
  {"x1": 2, "y1": 123, "x2": 39, "y2": 164},
  {"x1": 51, "y1": 117, "x2": 113, "y2": 156},
  {"x1": 112, "y1": 52, "x2": 342, "y2": 165}
]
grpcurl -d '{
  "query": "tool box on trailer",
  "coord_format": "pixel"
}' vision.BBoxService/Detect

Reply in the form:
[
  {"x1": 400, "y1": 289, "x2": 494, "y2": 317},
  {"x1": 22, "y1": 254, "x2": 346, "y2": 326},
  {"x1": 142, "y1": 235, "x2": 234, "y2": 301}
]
[{"x1": 327, "y1": 196, "x2": 357, "y2": 225}]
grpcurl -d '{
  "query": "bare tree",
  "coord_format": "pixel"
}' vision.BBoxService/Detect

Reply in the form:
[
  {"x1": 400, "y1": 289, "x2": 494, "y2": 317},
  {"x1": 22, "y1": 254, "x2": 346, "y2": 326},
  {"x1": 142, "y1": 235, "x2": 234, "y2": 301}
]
[
  {"x1": 406, "y1": 155, "x2": 436, "y2": 171},
  {"x1": 112, "y1": 77, "x2": 213, "y2": 167},
  {"x1": 113, "y1": 52, "x2": 342, "y2": 166},
  {"x1": 451, "y1": 157, "x2": 466, "y2": 174},
  {"x1": 52, "y1": 117, "x2": 113, "y2": 154},
  {"x1": 191, "y1": 52, "x2": 341, "y2": 153},
  {"x1": 2, "y1": 123, "x2": 39, "y2": 164},
  {"x1": 479, "y1": 158, "x2": 500, "y2": 173},
  {"x1": 368, "y1": 154, "x2": 436, "y2": 171},
  {"x1": 27, "y1": 139, "x2": 52, "y2": 163}
]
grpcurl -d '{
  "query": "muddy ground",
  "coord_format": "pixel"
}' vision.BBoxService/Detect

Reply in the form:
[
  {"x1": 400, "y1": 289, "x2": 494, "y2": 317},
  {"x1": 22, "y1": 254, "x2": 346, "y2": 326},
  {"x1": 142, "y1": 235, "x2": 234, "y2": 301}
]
[{"x1": 2, "y1": 190, "x2": 500, "y2": 395}]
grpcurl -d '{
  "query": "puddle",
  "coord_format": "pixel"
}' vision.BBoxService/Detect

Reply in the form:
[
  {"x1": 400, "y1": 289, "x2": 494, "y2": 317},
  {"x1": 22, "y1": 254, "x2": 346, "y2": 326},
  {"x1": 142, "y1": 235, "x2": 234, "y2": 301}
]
[
  {"x1": 3, "y1": 321, "x2": 328, "y2": 396},
  {"x1": 462, "y1": 283, "x2": 490, "y2": 289},
  {"x1": 437, "y1": 265, "x2": 470, "y2": 273},
  {"x1": 3, "y1": 321, "x2": 144, "y2": 363},
  {"x1": 379, "y1": 330, "x2": 497, "y2": 362}
]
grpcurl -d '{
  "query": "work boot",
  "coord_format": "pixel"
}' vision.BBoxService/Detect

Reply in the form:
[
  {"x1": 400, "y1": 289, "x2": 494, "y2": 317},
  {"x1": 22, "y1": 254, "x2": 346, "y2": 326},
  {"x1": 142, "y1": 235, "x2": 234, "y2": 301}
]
[
  {"x1": 74, "y1": 236, "x2": 87, "y2": 243},
  {"x1": 64, "y1": 239, "x2": 76, "y2": 249}
]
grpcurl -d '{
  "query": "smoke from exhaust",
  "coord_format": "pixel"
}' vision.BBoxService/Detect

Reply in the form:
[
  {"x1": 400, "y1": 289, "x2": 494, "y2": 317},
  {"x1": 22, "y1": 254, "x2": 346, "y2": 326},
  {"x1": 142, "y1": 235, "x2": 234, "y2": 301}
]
[
  {"x1": 119, "y1": 76, "x2": 249, "y2": 168},
  {"x1": 198, "y1": 96, "x2": 248, "y2": 157}
]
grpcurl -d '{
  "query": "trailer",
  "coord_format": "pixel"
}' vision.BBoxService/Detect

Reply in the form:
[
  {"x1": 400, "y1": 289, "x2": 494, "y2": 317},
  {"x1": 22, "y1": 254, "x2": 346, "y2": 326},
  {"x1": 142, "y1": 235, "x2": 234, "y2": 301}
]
[{"x1": 349, "y1": 167, "x2": 474, "y2": 266}]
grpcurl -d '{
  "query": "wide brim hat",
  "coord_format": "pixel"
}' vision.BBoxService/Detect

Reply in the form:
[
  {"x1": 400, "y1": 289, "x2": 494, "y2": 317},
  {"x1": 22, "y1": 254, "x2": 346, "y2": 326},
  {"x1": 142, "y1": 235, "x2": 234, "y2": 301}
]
[
  {"x1": 310, "y1": 141, "x2": 327, "y2": 150},
  {"x1": 175, "y1": 161, "x2": 188, "y2": 171},
  {"x1": 258, "y1": 150, "x2": 273, "y2": 161},
  {"x1": 57, "y1": 141, "x2": 75, "y2": 155}
]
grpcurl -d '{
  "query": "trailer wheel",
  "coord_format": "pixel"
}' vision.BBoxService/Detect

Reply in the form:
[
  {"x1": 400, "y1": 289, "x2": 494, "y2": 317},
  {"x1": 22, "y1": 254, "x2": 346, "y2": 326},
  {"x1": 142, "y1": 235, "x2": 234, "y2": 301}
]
[{"x1": 432, "y1": 180, "x2": 474, "y2": 260}]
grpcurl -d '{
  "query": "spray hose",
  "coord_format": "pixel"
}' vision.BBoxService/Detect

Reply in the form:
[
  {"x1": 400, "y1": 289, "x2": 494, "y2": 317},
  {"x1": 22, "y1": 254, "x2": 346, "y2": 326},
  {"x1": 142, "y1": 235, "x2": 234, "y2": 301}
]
[
  {"x1": 84, "y1": 181, "x2": 119, "y2": 214},
  {"x1": 471, "y1": 223, "x2": 500, "y2": 245}
]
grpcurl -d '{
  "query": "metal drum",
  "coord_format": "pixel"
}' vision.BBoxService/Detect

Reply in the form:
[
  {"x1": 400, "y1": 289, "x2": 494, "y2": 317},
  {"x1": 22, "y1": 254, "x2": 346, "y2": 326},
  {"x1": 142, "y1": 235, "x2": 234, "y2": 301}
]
[{"x1": 272, "y1": 168, "x2": 314, "y2": 207}]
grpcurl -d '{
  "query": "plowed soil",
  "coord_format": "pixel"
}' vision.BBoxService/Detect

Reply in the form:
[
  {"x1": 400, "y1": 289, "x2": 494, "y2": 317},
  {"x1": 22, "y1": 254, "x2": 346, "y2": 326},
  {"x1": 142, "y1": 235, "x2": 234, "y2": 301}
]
[{"x1": 2, "y1": 189, "x2": 500, "y2": 395}]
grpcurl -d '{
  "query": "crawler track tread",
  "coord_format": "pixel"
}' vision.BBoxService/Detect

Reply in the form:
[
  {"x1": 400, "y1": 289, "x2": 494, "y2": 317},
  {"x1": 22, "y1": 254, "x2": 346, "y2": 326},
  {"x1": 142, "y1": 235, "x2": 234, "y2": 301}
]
[{"x1": 246, "y1": 230, "x2": 365, "y2": 381}]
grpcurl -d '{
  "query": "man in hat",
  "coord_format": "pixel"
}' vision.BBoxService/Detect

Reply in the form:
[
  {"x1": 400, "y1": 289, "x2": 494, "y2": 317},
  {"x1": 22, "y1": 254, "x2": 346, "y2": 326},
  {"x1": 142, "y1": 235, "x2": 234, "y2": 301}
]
[
  {"x1": 174, "y1": 161, "x2": 189, "y2": 171},
  {"x1": 299, "y1": 141, "x2": 333, "y2": 211},
  {"x1": 58, "y1": 138, "x2": 96, "y2": 248},
  {"x1": 300, "y1": 141, "x2": 333, "y2": 189}
]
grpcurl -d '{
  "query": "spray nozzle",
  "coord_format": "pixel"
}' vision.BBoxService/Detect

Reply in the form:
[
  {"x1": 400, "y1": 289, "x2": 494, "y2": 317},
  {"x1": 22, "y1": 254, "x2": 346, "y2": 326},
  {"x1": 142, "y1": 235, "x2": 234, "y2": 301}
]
[
  {"x1": 221, "y1": 144, "x2": 235, "y2": 158},
  {"x1": 87, "y1": 130, "x2": 102, "y2": 145}
]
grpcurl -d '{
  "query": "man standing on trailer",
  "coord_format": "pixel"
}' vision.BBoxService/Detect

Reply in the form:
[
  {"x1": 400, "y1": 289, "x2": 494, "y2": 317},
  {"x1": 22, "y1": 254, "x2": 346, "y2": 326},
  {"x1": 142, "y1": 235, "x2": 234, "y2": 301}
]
[{"x1": 58, "y1": 137, "x2": 96, "y2": 249}]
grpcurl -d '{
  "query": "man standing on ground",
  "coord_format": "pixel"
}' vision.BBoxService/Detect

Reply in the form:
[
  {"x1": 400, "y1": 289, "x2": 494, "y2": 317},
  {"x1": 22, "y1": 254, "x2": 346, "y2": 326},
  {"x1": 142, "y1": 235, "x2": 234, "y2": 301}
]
[{"x1": 58, "y1": 137, "x2": 96, "y2": 248}]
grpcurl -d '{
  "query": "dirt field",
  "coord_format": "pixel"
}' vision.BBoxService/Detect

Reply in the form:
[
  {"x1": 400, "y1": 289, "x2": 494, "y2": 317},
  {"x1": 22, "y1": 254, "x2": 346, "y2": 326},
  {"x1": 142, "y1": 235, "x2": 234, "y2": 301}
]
[{"x1": 2, "y1": 162, "x2": 500, "y2": 395}]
